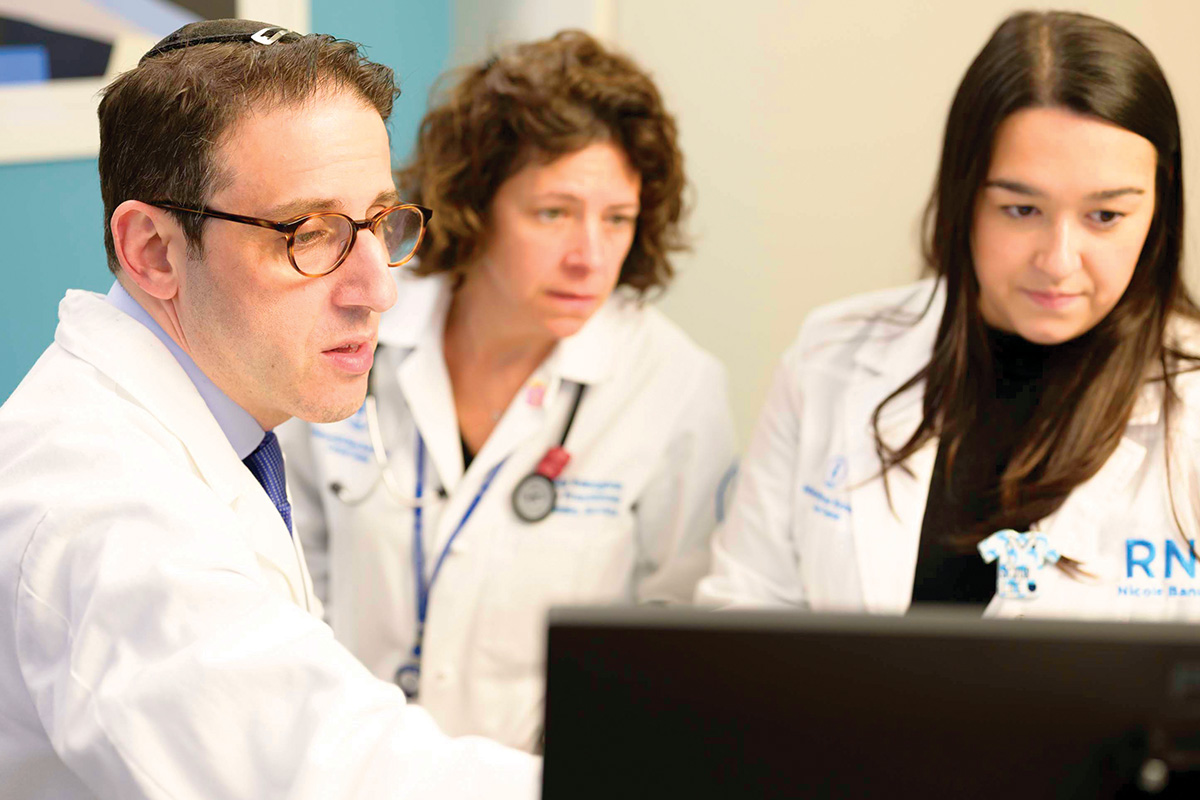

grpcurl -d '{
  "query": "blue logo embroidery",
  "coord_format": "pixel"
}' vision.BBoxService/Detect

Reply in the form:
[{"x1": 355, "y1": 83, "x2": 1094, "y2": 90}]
[
  {"x1": 824, "y1": 455, "x2": 848, "y2": 489},
  {"x1": 805, "y1": 455, "x2": 851, "y2": 522},
  {"x1": 346, "y1": 403, "x2": 368, "y2": 431},
  {"x1": 1119, "y1": 539, "x2": 1200, "y2": 598},
  {"x1": 552, "y1": 478, "x2": 623, "y2": 516}
]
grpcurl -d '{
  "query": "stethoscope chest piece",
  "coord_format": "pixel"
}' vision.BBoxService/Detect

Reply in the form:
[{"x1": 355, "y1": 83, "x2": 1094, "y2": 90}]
[
  {"x1": 513, "y1": 473, "x2": 557, "y2": 523},
  {"x1": 512, "y1": 445, "x2": 570, "y2": 523},
  {"x1": 395, "y1": 662, "x2": 421, "y2": 699}
]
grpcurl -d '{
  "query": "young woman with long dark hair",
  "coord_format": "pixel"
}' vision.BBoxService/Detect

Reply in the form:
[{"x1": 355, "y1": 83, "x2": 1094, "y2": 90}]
[{"x1": 698, "y1": 10, "x2": 1200, "y2": 619}]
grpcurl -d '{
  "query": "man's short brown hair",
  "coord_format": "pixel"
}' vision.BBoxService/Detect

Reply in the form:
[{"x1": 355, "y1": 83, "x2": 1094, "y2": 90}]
[
  {"x1": 98, "y1": 33, "x2": 398, "y2": 275},
  {"x1": 398, "y1": 30, "x2": 688, "y2": 294}
]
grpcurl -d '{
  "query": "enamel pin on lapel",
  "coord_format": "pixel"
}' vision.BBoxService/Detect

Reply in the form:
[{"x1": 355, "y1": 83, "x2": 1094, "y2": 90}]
[{"x1": 979, "y1": 528, "x2": 1060, "y2": 600}]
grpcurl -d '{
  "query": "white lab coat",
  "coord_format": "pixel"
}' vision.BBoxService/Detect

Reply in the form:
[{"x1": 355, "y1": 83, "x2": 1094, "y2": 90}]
[
  {"x1": 697, "y1": 278, "x2": 1200, "y2": 621},
  {"x1": 0, "y1": 291, "x2": 539, "y2": 799},
  {"x1": 279, "y1": 272, "x2": 737, "y2": 751}
]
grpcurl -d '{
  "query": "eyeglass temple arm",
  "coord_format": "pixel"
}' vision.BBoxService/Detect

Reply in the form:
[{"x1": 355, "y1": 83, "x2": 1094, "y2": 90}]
[{"x1": 152, "y1": 203, "x2": 293, "y2": 233}]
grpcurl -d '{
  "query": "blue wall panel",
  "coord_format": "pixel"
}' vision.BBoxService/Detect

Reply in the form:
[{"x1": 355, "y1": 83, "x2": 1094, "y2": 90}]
[
  {"x1": 0, "y1": 159, "x2": 110, "y2": 399},
  {"x1": 313, "y1": 0, "x2": 451, "y2": 160},
  {"x1": 0, "y1": 0, "x2": 451, "y2": 401}
]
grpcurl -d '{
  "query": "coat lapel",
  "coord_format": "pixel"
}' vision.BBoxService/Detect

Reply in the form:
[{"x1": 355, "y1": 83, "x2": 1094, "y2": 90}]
[
  {"x1": 54, "y1": 291, "x2": 313, "y2": 608},
  {"x1": 398, "y1": 341, "x2": 462, "y2": 494},
  {"x1": 843, "y1": 281, "x2": 943, "y2": 612},
  {"x1": 845, "y1": 372, "x2": 937, "y2": 612},
  {"x1": 386, "y1": 273, "x2": 464, "y2": 495},
  {"x1": 1035, "y1": 388, "x2": 1158, "y2": 569}
]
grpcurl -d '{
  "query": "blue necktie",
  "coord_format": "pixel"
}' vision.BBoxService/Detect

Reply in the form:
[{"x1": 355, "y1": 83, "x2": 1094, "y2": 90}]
[{"x1": 243, "y1": 431, "x2": 293, "y2": 535}]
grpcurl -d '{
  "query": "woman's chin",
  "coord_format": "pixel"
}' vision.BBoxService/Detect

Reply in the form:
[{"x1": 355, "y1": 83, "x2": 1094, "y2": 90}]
[
  {"x1": 1012, "y1": 318, "x2": 1092, "y2": 346},
  {"x1": 542, "y1": 318, "x2": 589, "y2": 340}
]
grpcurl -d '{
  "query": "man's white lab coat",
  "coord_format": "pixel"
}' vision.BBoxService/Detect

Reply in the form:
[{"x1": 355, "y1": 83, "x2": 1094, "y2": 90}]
[{"x1": 0, "y1": 291, "x2": 539, "y2": 799}]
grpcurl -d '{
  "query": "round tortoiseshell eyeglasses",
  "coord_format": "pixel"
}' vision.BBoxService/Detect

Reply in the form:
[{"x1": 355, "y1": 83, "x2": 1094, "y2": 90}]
[{"x1": 150, "y1": 202, "x2": 434, "y2": 277}]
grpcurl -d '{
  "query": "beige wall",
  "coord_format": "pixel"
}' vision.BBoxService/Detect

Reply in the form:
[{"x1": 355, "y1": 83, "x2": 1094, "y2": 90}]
[{"x1": 453, "y1": 1, "x2": 1200, "y2": 443}]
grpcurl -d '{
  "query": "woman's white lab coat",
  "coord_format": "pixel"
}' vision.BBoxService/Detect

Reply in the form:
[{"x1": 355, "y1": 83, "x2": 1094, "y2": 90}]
[
  {"x1": 0, "y1": 291, "x2": 539, "y2": 799},
  {"x1": 280, "y1": 272, "x2": 737, "y2": 751},
  {"x1": 697, "y1": 279, "x2": 1200, "y2": 621}
]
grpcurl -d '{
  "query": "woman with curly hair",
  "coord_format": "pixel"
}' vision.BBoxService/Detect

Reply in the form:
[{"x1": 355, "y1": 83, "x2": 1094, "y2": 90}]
[{"x1": 280, "y1": 30, "x2": 736, "y2": 751}]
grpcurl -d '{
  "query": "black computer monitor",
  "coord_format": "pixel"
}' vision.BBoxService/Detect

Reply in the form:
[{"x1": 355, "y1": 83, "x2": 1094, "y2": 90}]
[{"x1": 542, "y1": 607, "x2": 1200, "y2": 799}]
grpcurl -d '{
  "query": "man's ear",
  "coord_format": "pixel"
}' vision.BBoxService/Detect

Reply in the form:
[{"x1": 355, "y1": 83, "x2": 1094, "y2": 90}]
[{"x1": 110, "y1": 201, "x2": 188, "y2": 301}]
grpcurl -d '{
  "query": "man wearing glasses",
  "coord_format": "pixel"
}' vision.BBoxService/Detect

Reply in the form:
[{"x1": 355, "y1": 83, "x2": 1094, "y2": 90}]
[{"x1": 0, "y1": 19, "x2": 538, "y2": 800}]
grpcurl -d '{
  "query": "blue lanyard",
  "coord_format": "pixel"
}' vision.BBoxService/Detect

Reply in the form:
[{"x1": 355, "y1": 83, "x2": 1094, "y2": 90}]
[{"x1": 412, "y1": 433, "x2": 505, "y2": 639}]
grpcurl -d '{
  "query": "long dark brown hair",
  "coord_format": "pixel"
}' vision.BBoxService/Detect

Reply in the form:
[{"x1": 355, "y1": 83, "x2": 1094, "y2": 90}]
[{"x1": 874, "y1": 10, "x2": 1200, "y2": 543}]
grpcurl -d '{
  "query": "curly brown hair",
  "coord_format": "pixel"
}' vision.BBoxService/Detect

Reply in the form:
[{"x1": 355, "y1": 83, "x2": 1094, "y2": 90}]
[{"x1": 397, "y1": 29, "x2": 687, "y2": 294}]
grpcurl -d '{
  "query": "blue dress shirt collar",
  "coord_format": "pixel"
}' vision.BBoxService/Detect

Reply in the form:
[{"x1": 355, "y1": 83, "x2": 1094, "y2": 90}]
[{"x1": 106, "y1": 281, "x2": 265, "y2": 459}]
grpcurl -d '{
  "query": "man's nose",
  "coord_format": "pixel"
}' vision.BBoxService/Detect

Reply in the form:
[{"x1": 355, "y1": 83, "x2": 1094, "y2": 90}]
[{"x1": 334, "y1": 227, "x2": 398, "y2": 313}]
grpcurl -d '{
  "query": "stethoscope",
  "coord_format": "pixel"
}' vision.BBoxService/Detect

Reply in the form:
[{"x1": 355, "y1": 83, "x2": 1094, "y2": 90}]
[
  {"x1": 328, "y1": 390, "x2": 442, "y2": 508},
  {"x1": 393, "y1": 381, "x2": 587, "y2": 699},
  {"x1": 323, "y1": 349, "x2": 589, "y2": 698},
  {"x1": 328, "y1": 348, "x2": 587, "y2": 521}
]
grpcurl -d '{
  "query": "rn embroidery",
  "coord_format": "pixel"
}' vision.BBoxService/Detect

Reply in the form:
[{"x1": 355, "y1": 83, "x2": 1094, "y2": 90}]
[{"x1": 978, "y1": 528, "x2": 1059, "y2": 600}]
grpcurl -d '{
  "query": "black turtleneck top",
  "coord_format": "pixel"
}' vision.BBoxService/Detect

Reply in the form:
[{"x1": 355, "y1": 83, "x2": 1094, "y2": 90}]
[{"x1": 910, "y1": 328, "x2": 1062, "y2": 609}]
